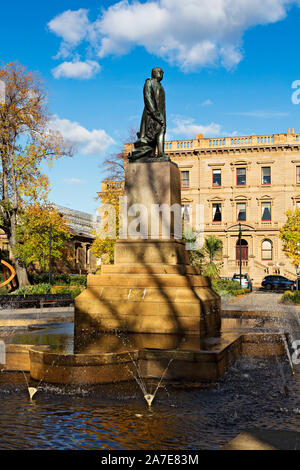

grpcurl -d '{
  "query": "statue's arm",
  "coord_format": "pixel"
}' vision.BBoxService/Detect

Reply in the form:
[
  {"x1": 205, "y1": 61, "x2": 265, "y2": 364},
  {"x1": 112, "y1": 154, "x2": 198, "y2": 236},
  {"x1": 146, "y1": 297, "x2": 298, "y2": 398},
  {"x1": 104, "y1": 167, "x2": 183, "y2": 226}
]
[{"x1": 143, "y1": 80, "x2": 163, "y2": 125}]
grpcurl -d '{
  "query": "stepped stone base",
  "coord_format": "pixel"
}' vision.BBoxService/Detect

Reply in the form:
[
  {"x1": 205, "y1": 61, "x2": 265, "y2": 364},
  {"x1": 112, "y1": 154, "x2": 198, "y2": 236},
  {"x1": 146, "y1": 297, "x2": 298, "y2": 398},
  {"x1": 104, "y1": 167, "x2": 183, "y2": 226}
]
[
  {"x1": 75, "y1": 161, "x2": 221, "y2": 338},
  {"x1": 75, "y1": 263, "x2": 221, "y2": 337}
]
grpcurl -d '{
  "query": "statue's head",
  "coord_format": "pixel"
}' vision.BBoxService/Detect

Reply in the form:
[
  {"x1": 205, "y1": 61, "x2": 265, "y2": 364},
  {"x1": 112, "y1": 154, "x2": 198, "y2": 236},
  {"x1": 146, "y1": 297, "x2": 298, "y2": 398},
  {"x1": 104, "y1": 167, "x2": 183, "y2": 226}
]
[{"x1": 151, "y1": 67, "x2": 164, "y2": 81}]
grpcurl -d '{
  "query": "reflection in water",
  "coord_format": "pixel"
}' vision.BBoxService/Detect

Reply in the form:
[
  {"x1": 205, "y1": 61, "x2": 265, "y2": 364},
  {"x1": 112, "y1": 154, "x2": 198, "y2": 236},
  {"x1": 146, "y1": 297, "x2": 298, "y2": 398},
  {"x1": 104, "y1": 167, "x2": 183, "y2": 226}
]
[
  {"x1": 1, "y1": 319, "x2": 300, "y2": 449},
  {"x1": 0, "y1": 358, "x2": 299, "y2": 450},
  {"x1": 3, "y1": 323, "x2": 74, "y2": 353}
]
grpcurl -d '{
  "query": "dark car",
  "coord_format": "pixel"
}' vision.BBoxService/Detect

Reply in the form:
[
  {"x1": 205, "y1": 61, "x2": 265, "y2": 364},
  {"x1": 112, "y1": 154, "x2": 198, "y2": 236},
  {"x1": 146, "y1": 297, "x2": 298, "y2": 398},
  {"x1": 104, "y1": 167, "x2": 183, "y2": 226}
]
[{"x1": 261, "y1": 275, "x2": 296, "y2": 291}]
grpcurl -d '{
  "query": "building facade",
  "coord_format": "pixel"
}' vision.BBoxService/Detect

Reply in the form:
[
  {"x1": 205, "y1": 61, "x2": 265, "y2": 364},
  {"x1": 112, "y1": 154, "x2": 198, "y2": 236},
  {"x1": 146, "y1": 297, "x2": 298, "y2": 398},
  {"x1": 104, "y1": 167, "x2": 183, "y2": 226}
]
[
  {"x1": 125, "y1": 129, "x2": 300, "y2": 284},
  {"x1": 52, "y1": 205, "x2": 98, "y2": 274},
  {"x1": 0, "y1": 205, "x2": 98, "y2": 275}
]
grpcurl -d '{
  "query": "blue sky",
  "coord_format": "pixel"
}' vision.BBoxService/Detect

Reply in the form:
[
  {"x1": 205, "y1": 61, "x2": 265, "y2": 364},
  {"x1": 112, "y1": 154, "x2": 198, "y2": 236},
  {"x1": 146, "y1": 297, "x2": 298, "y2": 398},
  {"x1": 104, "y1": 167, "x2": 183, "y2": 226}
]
[{"x1": 1, "y1": 0, "x2": 300, "y2": 214}]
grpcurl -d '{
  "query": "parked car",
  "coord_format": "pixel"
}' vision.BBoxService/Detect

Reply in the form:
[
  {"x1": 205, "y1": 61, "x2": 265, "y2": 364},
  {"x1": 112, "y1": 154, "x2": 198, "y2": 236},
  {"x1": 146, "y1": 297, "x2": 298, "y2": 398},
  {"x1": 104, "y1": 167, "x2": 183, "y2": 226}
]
[
  {"x1": 232, "y1": 273, "x2": 253, "y2": 291},
  {"x1": 261, "y1": 275, "x2": 296, "y2": 291}
]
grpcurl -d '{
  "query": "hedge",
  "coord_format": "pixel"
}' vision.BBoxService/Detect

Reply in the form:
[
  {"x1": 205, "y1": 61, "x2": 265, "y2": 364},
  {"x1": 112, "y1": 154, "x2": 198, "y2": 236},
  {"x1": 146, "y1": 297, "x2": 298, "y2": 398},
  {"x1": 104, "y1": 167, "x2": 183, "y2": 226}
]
[
  {"x1": 29, "y1": 273, "x2": 87, "y2": 287},
  {"x1": 11, "y1": 283, "x2": 84, "y2": 299},
  {"x1": 212, "y1": 279, "x2": 250, "y2": 297},
  {"x1": 281, "y1": 290, "x2": 300, "y2": 304}
]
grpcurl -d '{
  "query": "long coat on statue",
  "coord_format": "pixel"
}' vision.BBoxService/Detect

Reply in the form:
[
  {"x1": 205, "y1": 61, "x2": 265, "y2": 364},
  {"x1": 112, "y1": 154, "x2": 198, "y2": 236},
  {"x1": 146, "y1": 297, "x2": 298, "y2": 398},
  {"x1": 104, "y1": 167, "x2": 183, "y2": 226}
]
[{"x1": 139, "y1": 77, "x2": 166, "y2": 143}]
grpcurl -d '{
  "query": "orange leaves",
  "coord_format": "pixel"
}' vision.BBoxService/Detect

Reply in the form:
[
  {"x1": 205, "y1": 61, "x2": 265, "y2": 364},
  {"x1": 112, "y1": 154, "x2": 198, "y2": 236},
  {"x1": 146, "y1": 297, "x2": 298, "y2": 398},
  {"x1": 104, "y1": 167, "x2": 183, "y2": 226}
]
[
  {"x1": 0, "y1": 62, "x2": 73, "y2": 280},
  {"x1": 279, "y1": 209, "x2": 300, "y2": 267},
  {"x1": 16, "y1": 203, "x2": 72, "y2": 271},
  {"x1": 0, "y1": 62, "x2": 73, "y2": 210}
]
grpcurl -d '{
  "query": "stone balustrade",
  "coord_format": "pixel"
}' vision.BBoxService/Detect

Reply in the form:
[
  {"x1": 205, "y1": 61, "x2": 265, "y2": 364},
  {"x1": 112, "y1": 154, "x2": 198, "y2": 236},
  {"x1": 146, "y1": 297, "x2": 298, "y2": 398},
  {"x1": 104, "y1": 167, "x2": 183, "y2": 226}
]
[
  {"x1": 163, "y1": 132, "x2": 300, "y2": 153},
  {"x1": 124, "y1": 131, "x2": 300, "y2": 156}
]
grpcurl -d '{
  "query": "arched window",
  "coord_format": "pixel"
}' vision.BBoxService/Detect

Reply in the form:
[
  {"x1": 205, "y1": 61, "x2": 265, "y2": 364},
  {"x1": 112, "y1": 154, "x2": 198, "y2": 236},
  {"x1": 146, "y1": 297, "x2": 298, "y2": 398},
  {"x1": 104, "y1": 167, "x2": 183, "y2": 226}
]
[{"x1": 262, "y1": 239, "x2": 273, "y2": 260}]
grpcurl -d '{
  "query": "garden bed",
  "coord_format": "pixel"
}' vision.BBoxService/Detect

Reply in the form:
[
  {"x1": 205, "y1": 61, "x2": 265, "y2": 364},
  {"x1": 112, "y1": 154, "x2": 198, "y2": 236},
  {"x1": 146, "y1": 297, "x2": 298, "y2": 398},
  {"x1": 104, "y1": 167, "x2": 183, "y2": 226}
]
[
  {"x1": 281, "y1": 290, "x2": 300, "y2": 305},
  {"x1": 211, "y1": 279, "x2": 250, "y2": 299}
]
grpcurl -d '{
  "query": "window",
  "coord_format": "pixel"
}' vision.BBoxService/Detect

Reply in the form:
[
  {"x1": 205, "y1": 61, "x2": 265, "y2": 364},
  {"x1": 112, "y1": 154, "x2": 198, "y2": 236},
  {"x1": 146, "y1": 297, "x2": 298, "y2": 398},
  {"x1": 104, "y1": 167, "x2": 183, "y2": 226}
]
[
  {"x1": 86, "y1": 245, "x2": 91, "y2": 265},
  {"x1": 261, "y1": 202, "x2": 271, "y2": 221},
  {"x1": 212, "y1": 203, "x2": 222, "y2": 222},
  {"x1": 212, "y1": 169, "x2": 221, "y2": 187},
  {"x1": 262, "y1": 167, "x2": 271, "y2": 185},
  {"x1": 296, "y1": 201, "x2": 300, "y2": 210},
  {"x1": 262, "y1": 239, "x2": 273, "y2": 260},
  {"x1": 237, "y1": 167, "x2": 246, "y2": 186},
  {"x1": 181, "y1": 171, "x2": 189, "y2": 188},
  {"x1": 182, "y1": 204, "x2": 191, "y2": 222},
  {"x1": 297, "y1": 166, "x2": 300, "y2": 184},
  {"x1": 237, "y1": 203, "x2": 246, "y2": 221}
]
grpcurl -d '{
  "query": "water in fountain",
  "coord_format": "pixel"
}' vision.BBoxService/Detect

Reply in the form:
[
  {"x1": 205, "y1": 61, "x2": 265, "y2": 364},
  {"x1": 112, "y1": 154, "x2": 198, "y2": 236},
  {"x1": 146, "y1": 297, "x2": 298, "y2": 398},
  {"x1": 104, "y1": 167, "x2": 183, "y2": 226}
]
[
  {"x1": 21, "y1": 370, "x2": 37, "y2": 401},
  {"x1": 111, "y1": 331, "x2": 174, "y2": 409},
  {"x1": 280, "y1": 331, "x2": 295, "y2": 376}
]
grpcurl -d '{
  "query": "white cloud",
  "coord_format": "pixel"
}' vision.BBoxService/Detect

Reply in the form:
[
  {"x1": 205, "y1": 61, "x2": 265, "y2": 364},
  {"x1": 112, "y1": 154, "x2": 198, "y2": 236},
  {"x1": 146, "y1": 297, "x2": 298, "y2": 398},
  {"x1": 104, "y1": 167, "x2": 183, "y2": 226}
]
[
  {"x1": 52, "y1": 60, "x2": 100, "y2": 79},
  {"x1": 63, "y1": 178, "x2": 85, "y2": 184},
  {"x1": 201, "y1": 99, "x2": 213, "y2": 107},
  {"x1": 48, "y1": 9, "x2": 90, "y2": 58},
  {"x1": 94, "y1": 0, "x2": 296, "y2": 70},
  {"x1": 169, "y1": 116, "x2": 228, "y2": 138},
  {"x1": 49, "y1": 116, "x2": 115, "y2": 155},
  {"x1": 48, "y1": 1, "x2": 300, "y2": 73}
]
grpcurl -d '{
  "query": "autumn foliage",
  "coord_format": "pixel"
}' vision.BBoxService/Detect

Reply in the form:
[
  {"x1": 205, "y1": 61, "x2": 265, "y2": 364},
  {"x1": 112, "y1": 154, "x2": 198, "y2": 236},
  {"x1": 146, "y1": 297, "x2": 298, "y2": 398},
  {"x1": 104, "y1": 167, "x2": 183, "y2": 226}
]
[
  {"x1": 90, "y1": 181, "x2": 123, "y2": 264},
  {"x1": 279, "y1": 209, "x2": 300, "y2": 268},
  {"x1": 16, "y1": 204, "x2": 72, "y2": 272},
  {"x1": 0, "y1": 62, "x2": 72, "y2": 285}
]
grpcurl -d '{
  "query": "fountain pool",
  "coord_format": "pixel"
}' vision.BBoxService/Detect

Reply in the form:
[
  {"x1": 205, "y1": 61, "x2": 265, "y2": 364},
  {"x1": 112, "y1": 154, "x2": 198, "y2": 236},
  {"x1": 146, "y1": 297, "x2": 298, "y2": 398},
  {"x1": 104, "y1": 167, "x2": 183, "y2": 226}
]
[{"x1": 0, "y1": 356, "x2": 299, "y2": 450}]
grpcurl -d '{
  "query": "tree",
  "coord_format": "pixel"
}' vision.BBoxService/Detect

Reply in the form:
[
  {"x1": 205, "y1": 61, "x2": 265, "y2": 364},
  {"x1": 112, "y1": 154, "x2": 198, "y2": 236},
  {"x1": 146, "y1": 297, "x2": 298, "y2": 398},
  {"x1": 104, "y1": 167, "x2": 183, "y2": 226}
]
[
  {"x1": 279, "y1": 209, "x2": 300, "y2": 269},
  {"x1": 183, "y1": 228, "x2": 205, "y2": 271},
  {"x1": 101, "y1": 127, "x2": 136, "y2": 181},
  {"x1": 0, "y1": 62, "x2": 71, "y2": 285},
  {"x1": 90, "y1": 181, "x2": 123, "y2": 264},
  {"x1": 16, "y1": 203, "x2": 72, "y2": 272},
  {"x1": 203, "y1": 235, "x2": 223, "y2": 279},
  {"x1": 91, "y1": 129, "x2": 136, "y2": 264}
]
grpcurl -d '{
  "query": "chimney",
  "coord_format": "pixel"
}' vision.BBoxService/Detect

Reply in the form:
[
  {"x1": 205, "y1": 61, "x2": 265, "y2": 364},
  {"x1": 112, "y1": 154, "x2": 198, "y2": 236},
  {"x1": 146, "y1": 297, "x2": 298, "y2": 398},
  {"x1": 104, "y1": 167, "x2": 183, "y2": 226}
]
[
  {"x1": 288, "y1": 128, "x2": 291, "y2": 134},
  {"x1": 292, "y1": 128, "x2": 295, "y2": 134},
  {"x1": 196, "y1": 133, "x2": 203, "y2": 139}
]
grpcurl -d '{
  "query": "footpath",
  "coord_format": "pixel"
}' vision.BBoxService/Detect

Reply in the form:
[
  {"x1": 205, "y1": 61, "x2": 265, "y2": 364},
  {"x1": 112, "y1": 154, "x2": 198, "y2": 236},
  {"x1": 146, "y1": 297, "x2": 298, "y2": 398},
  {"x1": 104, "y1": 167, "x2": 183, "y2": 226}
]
[
  {"x1": 222, "y1": 291, "x2": 300, "y2": 321},
  {"x1": 0, "y1": 306, "x2": 74, "y2": 328}
]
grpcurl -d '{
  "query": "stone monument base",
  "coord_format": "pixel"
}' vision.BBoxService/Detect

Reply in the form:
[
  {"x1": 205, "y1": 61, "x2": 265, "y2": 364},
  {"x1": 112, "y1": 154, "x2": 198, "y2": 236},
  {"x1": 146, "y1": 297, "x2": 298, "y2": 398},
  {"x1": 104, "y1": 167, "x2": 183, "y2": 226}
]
[
  {"x1": 75, "y1": 262, "x2": 221, "y2": 337},
  {"x1": 75, "y1": 160, "x2": 221, "y2": 338}
]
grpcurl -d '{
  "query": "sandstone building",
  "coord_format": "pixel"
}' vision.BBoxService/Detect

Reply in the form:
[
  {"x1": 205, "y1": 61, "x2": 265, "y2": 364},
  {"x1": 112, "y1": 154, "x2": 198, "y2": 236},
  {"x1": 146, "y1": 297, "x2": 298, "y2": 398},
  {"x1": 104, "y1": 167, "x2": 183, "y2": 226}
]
[
  {"x1": 124, "y1": 129, "x2": 299, "y2": 284},
  {"x1": 0, "y1": 205, "x2": 98, "y2": 275}
]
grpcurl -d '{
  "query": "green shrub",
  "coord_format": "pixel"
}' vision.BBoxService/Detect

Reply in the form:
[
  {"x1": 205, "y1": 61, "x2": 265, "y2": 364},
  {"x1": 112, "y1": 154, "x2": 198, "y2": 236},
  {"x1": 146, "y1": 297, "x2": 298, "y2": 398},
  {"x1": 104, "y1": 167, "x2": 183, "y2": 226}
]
[
  {"x1": 0, "y1": 287, "x2": 8, "y2": 296},
  {"x1": 69, "y1": 275, "x2": 87, "y2": 286},
  {"x1": 282, "y1": 290, "x2": 300, "y2": 304},
  {"x1": 29, "y1": 273, "x2": 87, "y2": 287},
  {"x1": 11, "y1": 283, "x2": 51, "y2": 296},
  {"x1": 10, "y1": 283, "x2": 84, "y2": 298},
  {"x1": 211, "y1": 279, "x2": 249, "y2": 297},
  {"x1": 51, "y1": 286, "x2": 83, "y2": 299}
]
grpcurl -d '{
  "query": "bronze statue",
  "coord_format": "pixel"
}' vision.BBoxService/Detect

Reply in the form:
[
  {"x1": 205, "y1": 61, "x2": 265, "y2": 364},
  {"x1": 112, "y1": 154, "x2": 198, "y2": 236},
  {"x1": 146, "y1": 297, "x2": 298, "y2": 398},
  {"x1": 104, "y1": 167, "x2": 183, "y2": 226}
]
[{"x1": 130, "y1": 67, "x2": 169, "y2": 162}]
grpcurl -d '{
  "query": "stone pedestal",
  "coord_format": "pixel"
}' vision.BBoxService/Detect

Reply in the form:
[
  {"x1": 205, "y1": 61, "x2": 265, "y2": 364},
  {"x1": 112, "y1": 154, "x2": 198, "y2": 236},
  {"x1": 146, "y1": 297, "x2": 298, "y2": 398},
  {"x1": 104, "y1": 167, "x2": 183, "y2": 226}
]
[{"x1": 75, "y1": 161, "x2": 221, "y2": 337}]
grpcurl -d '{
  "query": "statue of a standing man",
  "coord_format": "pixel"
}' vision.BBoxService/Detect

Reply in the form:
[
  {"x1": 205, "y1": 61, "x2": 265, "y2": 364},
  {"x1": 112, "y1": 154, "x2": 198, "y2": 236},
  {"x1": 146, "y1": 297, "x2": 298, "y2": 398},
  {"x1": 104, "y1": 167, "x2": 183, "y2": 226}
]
[{"x1": 130, "y1": 67, "x2": 169, "y2": 162}]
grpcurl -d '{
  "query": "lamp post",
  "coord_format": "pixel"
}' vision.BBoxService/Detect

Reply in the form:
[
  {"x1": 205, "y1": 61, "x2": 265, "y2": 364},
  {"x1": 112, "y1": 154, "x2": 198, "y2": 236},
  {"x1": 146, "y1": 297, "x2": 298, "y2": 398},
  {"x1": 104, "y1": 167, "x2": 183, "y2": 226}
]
[
  {"x1": 48, "y1": 223, "x2": 52, "y2": 286},
  {"x1": 225, "y1": 223, "x2": 254, "y2": 287},
  {"x1": 237, "y1": 223, "x2": 243, "y2": 286}
]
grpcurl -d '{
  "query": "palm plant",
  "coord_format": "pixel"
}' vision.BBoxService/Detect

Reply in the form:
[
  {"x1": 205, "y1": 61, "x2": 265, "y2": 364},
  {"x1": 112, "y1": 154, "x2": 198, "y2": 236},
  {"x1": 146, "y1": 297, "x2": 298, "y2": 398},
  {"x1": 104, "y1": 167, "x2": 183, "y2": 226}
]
[{"x1": 203, "y1": 235, "x2": 223, "y2": 279}]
